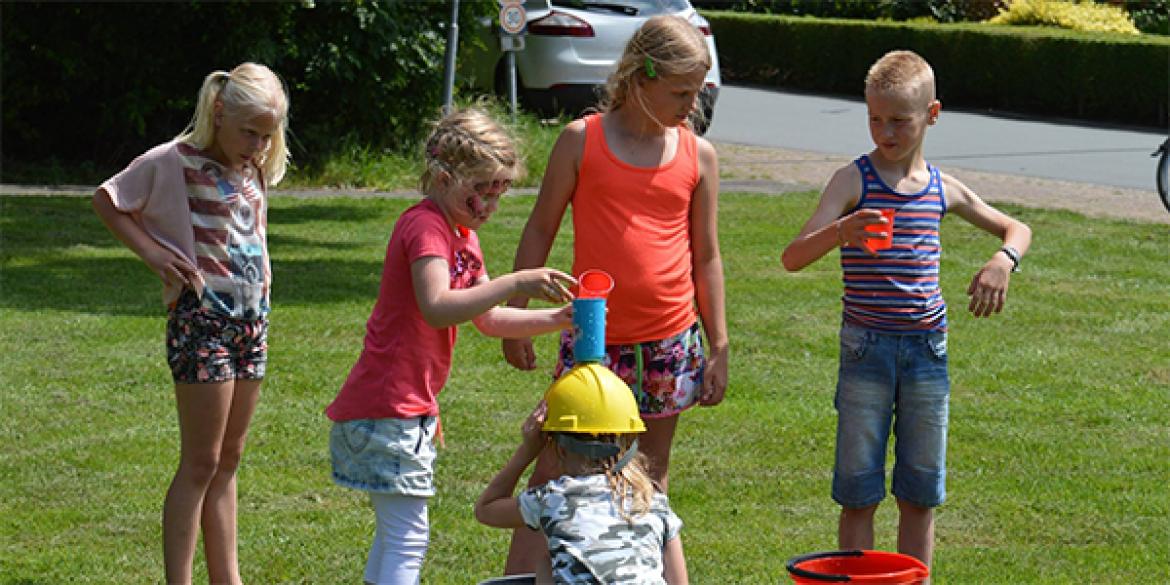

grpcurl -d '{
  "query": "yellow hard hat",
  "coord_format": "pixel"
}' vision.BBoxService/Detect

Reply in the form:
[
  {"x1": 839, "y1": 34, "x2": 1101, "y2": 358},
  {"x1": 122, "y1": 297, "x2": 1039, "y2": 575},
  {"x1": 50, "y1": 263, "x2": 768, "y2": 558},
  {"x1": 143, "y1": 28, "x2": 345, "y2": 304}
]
[{"x1": 542, "y1": 363, "x2": 646, "y2": 434}]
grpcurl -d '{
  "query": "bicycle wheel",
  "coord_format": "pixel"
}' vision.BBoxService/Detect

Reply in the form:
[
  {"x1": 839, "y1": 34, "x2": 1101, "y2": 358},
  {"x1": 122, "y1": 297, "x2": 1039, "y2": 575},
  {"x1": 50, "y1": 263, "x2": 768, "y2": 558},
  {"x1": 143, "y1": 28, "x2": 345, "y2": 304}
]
[{"x1": 1158, "y1": 143, "x2": 1170, "y2": 213}]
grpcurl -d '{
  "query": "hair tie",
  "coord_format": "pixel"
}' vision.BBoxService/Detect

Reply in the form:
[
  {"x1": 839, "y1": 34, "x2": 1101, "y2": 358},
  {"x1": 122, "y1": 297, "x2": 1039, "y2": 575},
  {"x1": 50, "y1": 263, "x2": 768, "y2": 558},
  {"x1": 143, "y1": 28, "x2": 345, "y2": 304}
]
[{"x1": 644, "y1": 57, "x2": 656, "y2": 79}]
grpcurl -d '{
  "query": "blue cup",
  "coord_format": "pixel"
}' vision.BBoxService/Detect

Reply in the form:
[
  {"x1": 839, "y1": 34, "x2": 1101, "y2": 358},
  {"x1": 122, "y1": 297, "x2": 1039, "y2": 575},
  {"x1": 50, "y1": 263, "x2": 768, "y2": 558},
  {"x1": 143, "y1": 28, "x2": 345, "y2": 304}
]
[{"x1": 572, "y1": 297, "x2": 606, "y2": 363}]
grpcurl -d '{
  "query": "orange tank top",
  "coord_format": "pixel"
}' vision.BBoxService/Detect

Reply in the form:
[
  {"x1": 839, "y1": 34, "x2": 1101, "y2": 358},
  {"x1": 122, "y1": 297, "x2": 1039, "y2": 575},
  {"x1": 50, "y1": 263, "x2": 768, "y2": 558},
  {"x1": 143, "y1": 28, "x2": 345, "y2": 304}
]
[{"x1": 571, "y1": 114, "x2": 699, "y2": 344}]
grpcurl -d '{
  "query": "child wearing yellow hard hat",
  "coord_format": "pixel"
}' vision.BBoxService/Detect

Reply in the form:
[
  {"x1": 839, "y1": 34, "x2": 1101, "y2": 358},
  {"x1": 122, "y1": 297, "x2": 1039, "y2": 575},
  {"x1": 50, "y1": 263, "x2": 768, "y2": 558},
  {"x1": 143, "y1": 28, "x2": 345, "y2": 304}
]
[{"x1": 475, "y1": 363, "x2": 688, "y2": 584}]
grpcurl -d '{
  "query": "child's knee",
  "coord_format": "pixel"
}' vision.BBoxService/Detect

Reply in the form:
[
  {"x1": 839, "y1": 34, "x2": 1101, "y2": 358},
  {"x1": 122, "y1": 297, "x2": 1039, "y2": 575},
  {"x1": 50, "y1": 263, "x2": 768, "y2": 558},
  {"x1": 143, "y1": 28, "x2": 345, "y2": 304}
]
[{"x1": 841, "y1": 503, "x2": 879, "y2": 520}]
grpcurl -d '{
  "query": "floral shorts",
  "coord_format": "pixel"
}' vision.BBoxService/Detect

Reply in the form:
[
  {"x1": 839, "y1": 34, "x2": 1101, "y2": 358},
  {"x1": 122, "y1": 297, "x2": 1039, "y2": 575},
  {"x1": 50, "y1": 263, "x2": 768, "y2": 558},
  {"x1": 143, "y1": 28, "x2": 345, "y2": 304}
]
[
  {"x1": 166, "y1": 290, "x2": 267, "y2": 384},
  {"x1": 554, "y1": 322, "x2": 706, "y2": 418}
]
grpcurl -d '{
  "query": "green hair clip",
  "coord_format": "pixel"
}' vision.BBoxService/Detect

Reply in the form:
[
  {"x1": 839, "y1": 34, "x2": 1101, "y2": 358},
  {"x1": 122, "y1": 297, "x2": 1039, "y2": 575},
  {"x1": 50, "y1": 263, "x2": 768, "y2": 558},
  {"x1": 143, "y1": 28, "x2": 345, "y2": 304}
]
[{"x1": 644, "y1": 57, "x2": 656, "y2": 79}]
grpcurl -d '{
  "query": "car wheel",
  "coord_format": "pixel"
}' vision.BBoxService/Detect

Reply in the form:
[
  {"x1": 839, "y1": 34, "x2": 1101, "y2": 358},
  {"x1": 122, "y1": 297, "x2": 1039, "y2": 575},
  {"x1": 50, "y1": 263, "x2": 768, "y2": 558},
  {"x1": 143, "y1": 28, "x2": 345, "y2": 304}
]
[
  {"x1": 493, "y1": 58, "x2": 510, "y2": 100},
  {"x1": 495, "y1": 58, "x2": 539, "y2": 114},
  {"x1": 691, "y1": 92, "x2": 716, "y2": 136}
]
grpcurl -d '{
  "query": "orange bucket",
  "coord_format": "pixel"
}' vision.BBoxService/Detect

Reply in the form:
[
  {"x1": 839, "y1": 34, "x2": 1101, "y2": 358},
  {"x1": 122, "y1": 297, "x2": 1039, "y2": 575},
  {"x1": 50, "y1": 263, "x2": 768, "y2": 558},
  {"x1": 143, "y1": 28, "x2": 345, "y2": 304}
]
[{"x1": 786, "y1": 550, "x2": 929, "y2": 584}]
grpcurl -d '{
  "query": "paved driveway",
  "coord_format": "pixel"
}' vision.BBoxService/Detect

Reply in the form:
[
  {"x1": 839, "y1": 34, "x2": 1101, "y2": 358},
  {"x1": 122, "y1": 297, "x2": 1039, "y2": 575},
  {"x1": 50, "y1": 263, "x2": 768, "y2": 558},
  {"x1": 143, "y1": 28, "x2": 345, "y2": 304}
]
[{"x1": 708, "y1": 85, "x2": 1164, "y2": 191}]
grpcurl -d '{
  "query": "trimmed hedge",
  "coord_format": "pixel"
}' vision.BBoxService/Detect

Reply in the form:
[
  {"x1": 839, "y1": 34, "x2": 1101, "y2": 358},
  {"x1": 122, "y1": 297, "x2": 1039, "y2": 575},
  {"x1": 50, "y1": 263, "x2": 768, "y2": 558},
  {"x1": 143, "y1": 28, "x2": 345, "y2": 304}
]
[{"x1": 705, "y1": 11, "x2": 1170, "y2": 128}]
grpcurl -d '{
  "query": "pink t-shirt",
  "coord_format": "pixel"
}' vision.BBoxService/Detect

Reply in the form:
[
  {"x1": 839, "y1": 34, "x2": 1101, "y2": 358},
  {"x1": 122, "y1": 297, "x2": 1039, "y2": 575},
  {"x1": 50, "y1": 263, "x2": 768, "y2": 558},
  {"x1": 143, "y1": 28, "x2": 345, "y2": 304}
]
[{"x1": 326, "y1": 198, "x2": 485, "y2": 422}]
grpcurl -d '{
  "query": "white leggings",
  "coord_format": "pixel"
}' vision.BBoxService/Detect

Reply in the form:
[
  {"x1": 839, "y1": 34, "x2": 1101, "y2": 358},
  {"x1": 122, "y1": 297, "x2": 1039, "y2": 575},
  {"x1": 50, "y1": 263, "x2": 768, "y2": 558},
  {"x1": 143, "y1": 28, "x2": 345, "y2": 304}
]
[{"x1": 364, "y1": 493, "x2": 429, "y2": 585}]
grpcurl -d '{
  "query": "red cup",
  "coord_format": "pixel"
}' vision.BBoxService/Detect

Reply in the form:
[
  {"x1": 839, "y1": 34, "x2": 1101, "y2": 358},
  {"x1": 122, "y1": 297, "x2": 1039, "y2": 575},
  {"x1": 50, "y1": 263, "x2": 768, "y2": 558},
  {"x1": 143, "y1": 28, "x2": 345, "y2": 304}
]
[
  {"x1": 576, "y1": 269, "x2": 614, "y2": 299},
  {"x1": 864, "y1": 208, "x2": 896, "y2": 251}
]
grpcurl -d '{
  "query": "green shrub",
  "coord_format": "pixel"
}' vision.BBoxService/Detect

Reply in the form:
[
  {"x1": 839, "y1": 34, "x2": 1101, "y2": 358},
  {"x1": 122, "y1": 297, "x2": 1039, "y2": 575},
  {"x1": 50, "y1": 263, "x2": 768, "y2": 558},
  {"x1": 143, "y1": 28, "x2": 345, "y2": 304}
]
[
  {"x1": 0, "y1": 2, "x2": 495, "y2": 178},
  {"x1": 987, "y1": 0, "x2": 1141, "y2": 34},
  {"x1": 705, "y1": 11, "x2": 1169, "y2": 127},
  {"x1": 692, "y1": 0, "x2": 1006, "y2": 23}
]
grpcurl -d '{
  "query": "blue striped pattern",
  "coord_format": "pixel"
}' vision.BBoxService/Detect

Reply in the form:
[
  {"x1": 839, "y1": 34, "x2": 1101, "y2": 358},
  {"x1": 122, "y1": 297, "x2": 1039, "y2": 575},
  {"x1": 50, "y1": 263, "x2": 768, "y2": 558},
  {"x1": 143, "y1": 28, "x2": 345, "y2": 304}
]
[{"x1": 840, "y1": 155, "x2": 947, "y2": 332}]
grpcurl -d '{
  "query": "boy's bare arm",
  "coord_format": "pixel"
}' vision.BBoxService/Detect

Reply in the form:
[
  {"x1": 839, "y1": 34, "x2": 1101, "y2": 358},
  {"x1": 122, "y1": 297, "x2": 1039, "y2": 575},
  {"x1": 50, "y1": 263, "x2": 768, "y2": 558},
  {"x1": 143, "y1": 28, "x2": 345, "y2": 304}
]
[
  {"x1": 781, "y1": 164, "x2": 886, "y2": 271},
  {"x1": 942, "y1": 174, "x2": 1033, "y2": 317}
]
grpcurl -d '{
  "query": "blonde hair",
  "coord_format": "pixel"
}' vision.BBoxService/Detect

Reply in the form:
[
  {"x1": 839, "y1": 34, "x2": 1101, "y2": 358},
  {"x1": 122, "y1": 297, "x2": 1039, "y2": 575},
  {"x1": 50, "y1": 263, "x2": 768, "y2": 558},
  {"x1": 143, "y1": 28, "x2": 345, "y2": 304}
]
[
  {"x1": 558, "y1": 432, "x2": 656, "y2": 524},
  {"x1": 175, "y1": 62, "x2": 291, "y2": 185},
  {"x1": 600, "y1": 15, "x2": 711, "y2": 127},
  {"x1": 420, "y1": 107, "x2": 524, "y2": 194},
  {"x1": 865, "y1": 50, "x2": 936, "y2": 104}
]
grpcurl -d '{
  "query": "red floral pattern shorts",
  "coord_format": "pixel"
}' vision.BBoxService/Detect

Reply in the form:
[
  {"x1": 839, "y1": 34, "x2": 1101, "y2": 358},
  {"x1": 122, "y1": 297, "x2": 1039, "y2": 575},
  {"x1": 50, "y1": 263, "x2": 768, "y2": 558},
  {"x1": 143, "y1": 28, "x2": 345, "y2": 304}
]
[{"x1": 554, "y1": 322, "x2": 705, "y2": 418}]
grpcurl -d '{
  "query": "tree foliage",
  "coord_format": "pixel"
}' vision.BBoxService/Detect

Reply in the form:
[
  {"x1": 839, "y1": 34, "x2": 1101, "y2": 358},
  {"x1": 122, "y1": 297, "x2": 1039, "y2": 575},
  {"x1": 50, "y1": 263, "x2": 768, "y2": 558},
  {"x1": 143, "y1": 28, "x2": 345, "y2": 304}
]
[{"x1": 1, "y1": 1, "x2": 494, "y2": 173}]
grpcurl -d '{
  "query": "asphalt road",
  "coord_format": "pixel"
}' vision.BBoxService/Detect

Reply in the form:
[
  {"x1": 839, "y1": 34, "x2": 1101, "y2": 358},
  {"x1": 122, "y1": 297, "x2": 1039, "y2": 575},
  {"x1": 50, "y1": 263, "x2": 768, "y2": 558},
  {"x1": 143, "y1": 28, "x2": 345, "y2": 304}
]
[{"x1": 707, "y1": 84, "x2": 1166, "y2": 192}]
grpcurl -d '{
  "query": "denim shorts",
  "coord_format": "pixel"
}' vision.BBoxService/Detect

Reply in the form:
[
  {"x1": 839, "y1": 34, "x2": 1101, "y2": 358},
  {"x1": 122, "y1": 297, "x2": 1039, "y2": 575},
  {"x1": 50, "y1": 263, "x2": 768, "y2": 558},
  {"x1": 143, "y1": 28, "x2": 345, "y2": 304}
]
[
  {"x1": 166, "y1": 289, "x2": 267, "y2": 384},
  {"x1": 832, "y1": 322, "x2": 949, "y2": 509},
  {"x1": 330, "y1": 416, "x2": 437, "y2": 497},
  {"x1": 554, "y1": 322, "x2": 705, "y2": 418}
]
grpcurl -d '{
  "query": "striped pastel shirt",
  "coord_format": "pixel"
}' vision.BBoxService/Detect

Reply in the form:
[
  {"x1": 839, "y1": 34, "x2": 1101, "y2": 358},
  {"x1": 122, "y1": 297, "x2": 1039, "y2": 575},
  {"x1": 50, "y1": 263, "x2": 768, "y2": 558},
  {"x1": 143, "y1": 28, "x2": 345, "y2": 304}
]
[
  {"x1": 177, "y1": 144, "x2": 270, "y2": 319},
  {"x1": 840, "y1": 155, "x2": 947, "y2": 332},
  {"x1": 99, "y1": 141, "x2": 269, "y2": 318}
]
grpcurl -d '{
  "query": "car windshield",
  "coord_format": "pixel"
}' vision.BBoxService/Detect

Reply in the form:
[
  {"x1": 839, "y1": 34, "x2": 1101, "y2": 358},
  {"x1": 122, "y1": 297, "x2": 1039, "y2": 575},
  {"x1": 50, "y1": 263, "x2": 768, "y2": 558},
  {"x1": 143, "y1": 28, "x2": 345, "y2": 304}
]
[{"x1": 550, "y1": 0, "x2": 691, "y2": 16}]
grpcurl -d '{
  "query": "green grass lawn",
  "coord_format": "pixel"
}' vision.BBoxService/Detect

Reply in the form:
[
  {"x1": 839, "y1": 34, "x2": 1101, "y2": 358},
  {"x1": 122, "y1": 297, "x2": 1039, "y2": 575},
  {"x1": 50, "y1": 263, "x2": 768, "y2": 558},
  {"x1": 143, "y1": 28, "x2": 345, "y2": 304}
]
[{"x1": 2, "y1": 193, "x2": 1167, "y2": 583}]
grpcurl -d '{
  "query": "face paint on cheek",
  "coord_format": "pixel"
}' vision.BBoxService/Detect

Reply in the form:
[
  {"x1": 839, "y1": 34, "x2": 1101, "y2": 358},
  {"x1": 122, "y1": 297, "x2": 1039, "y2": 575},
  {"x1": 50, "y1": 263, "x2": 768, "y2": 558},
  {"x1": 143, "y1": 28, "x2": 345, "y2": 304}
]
[{"x1": 466, "y1": 194, "x2": 485, "y2": 217}]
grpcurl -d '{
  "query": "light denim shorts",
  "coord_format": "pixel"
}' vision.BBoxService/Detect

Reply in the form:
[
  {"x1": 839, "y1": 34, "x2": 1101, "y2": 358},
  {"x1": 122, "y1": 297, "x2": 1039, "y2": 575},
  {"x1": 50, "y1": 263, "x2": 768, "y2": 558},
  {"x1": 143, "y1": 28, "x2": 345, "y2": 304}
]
[
  {"x1": 330, "y1": 416, "x2": 437, "y2": 497},
  {"x1": 832, "y1": 322, "x2": 950, "y2": 509}
]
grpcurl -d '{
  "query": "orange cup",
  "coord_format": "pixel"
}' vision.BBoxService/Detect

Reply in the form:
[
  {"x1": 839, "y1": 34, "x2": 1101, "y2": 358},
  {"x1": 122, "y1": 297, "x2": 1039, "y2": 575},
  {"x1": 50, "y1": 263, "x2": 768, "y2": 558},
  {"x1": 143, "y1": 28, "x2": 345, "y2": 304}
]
[
  {"x1": 864, "y1": 208, "x2": 896, "y2": 251},
  {"x1": 576, "y1": 269, "x2": 614, "y2": 299}
]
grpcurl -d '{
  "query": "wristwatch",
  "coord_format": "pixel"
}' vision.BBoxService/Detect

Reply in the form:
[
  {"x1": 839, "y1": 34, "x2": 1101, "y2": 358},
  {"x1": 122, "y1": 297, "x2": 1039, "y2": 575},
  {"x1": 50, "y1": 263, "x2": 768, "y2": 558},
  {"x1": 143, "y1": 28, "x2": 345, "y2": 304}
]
[{"x1": 999, "y1": 245, "x2": 1021, "y2": 272}]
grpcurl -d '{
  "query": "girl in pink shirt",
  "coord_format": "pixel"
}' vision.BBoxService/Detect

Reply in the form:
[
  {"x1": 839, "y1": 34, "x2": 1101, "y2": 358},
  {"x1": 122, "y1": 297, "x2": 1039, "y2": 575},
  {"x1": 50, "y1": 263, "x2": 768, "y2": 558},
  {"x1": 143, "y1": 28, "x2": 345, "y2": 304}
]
[
  {"x1": 325, "y1": 108, "x2": 577, "y2": 584},
  {"x1": 93, "y1": 63, "x2": 290, "y2": 585}
]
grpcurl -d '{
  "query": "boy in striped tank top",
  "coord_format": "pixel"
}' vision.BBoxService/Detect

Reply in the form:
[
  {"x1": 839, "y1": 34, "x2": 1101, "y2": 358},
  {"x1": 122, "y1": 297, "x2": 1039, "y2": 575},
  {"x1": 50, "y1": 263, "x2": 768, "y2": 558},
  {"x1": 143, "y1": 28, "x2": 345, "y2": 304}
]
[{"x1": 781, "y1": 50, "x2": 1031, "y2": 579}]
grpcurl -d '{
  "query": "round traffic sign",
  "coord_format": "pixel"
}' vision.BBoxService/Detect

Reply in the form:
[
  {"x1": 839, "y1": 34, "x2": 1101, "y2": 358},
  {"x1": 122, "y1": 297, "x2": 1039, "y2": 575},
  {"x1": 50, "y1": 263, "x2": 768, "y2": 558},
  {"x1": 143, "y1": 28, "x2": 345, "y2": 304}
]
[{"x1": 500, "y1": 3, "x2": 526, "y2": 35}]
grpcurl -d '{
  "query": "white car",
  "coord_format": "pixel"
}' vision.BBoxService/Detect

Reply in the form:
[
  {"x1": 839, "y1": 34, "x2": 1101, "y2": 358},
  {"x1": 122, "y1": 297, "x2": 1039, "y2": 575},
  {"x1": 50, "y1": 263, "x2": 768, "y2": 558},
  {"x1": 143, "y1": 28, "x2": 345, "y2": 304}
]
[{"x1": 463, "y1": 0, "x2": 721, "y2": 133}]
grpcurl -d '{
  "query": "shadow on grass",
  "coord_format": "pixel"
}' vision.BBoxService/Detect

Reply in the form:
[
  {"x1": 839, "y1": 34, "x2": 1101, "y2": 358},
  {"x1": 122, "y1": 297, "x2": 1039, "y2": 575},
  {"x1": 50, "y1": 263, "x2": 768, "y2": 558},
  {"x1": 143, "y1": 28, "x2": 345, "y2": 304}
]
[
  {"x1": 2, "y1": 197, "x2": 390, "y2": 315},
  {"x1": 268, "y1": 231, "x2": 372, "y2": 252},
  {"x1": 1, "y1": 197, "x2": 117, "y2": 252},
  {"x1": 1, "y1": 256, "x2": 384, "y2": 316},
  {"x1": 268, "y1": 198, "x2": 403, "y2": 225}
]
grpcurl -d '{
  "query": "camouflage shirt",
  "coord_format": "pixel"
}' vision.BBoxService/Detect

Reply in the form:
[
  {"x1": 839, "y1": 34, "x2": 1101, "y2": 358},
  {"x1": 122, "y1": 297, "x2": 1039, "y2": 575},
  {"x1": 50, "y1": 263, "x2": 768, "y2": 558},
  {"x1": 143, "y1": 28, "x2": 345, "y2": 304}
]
[{"x1": 519, "y1": 474, "x2": 682, "y2": 584}]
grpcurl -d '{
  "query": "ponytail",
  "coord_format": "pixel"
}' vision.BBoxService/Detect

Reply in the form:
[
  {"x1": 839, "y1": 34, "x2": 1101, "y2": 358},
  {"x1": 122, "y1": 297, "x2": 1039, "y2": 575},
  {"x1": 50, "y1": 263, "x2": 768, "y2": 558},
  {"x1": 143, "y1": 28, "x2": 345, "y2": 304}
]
[
  {"x1": 175, "y1": 71, "x2": 230, "y2": 154},
  {"x1": 176, "y1": 63, "x2": 291, "y2": 185}
]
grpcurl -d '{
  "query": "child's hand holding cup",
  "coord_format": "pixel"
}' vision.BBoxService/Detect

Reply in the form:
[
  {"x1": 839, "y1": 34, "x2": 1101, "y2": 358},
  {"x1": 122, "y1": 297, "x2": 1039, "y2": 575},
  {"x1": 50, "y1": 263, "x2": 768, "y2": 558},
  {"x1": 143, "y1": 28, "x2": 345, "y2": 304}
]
[{"x1": 863, "y1": 208, "x2": 896, "y2": 253}]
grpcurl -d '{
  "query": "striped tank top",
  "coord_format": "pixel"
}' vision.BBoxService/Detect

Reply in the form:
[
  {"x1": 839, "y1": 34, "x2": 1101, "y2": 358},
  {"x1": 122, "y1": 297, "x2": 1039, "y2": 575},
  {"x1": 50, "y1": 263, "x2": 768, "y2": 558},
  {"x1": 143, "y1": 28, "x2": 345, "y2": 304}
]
[{"x1": 840, "y1": 155, "x2": 947, "y2": 332}]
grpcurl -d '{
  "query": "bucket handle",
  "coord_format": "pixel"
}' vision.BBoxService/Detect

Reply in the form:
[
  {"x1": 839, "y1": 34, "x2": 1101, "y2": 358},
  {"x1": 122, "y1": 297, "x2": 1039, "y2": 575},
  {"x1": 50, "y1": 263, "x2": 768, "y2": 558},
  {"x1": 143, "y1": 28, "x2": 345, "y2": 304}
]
[{"x1": 784, "y1": 550, "x2": 861, "y2": 582}]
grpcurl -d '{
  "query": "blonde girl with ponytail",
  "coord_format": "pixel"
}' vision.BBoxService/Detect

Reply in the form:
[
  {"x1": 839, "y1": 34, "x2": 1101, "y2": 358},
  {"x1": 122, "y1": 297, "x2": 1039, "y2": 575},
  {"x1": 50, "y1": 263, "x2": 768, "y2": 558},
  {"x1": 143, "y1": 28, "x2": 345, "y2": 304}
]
[{"x1": 93, "y1": 62, "x2": 289, "y2": 584}]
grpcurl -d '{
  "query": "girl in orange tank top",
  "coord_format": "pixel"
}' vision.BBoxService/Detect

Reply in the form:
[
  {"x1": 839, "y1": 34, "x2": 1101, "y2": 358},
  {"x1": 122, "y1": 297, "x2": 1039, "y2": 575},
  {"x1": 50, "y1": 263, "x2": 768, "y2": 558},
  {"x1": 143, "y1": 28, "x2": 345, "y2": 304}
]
[{"x1": 499, "y1": 14, "x2": 730, "y2": 576}]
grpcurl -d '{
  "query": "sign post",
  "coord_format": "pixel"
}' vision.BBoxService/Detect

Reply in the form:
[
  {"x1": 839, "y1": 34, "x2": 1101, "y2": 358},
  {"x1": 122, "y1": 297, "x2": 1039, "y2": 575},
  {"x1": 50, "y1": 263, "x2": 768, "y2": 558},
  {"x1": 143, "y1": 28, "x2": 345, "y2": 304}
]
[
  {"x1": 498, "y1": 0, "x2": 526, "y2": 123},
  {"x1": 441, "y1": 0, "x2": 460, "y2": 114}
]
